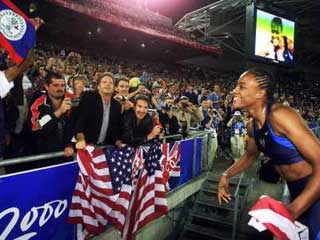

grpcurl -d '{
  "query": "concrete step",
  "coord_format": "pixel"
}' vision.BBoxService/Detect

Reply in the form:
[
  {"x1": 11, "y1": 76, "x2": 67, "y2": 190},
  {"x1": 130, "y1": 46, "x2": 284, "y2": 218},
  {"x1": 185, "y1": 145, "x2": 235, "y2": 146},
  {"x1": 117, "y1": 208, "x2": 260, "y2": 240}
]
[
  {"x1": 190, "y1": 210, "x2": 233, "y2": 226},
  {"x1": 204, "y1": 179, "x2": 249, "y2": 197},
  {"x1": 195, "y1": 199, "x2": 235, "y2": 211},
  {"x1": 184, "y1": 223, "x2": 232, "y2": 240}
]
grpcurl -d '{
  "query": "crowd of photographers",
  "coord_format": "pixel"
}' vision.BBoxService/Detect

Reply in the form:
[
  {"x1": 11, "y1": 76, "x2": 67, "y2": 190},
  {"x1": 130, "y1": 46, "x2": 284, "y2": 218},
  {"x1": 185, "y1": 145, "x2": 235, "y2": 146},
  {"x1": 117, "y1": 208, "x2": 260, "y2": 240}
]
[{"x1": 0, "y1": 43, "x2": 319, "y2": 173}]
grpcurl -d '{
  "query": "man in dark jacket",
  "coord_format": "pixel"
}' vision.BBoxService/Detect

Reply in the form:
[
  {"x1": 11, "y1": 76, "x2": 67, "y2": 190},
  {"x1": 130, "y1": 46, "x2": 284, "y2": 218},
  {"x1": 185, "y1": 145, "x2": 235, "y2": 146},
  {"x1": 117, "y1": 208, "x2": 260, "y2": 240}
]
[
  {"x1": 75, "y1": 72, "x2": 122, "y2": 149},
  {"x1": 120, "y1": 95, "x2": 161, "y2": 147}
]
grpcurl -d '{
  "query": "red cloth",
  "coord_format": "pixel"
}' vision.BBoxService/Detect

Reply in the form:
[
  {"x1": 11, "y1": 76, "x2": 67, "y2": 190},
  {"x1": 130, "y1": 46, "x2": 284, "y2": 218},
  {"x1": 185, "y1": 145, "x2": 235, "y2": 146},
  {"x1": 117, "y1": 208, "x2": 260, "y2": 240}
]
[{"x1": 248, "y1": 195, "x2": 307, "y2": 240}]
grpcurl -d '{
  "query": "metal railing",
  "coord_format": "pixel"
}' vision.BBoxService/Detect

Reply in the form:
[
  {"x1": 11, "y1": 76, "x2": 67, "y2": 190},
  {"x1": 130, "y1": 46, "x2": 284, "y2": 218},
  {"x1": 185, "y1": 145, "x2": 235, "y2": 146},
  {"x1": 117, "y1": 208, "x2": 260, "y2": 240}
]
[
  {"x1": 0, "y1": 131, "x2": 213, "y2": 172},
  {"x1": 0, "y1": 151, "x2": 66, "y2": 168},
  {"x1": 162, "y1": 134, "x2": 183, "y2": 144},
  {"x1": 231, "y1": 173, "x2": 244, "y2": 240}
]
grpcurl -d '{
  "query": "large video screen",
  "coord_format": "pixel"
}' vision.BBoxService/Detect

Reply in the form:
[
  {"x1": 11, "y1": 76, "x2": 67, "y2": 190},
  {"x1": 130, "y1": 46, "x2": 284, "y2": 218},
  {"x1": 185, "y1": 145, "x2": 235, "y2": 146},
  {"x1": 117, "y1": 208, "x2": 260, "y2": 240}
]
[{"x1": 254, "y1": 9, "x2": 295, "y2": 64}]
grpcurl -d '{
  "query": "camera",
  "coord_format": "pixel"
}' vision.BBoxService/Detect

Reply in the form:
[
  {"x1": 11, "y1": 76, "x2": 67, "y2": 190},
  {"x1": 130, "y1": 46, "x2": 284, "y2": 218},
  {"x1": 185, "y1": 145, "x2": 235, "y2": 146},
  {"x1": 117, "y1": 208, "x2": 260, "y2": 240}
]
[
  {"x1": 162, "y1": 104, "x2": 173, "y2": 111},
  {"x1": 115, "y1": 95, "x2": 127, "y2": 102},
  {"x1": 208, "y1": 108, "x2": 217, "y2": 115},
  {"x1": 181, "y1": 102, "x2": 190, "y2": 108},
  {"x1": 70, "y1": 98, "x2": 80, "y2": 107},
  {"x1": 148, "y1": 109, "x2": 157, "y2": 114}
]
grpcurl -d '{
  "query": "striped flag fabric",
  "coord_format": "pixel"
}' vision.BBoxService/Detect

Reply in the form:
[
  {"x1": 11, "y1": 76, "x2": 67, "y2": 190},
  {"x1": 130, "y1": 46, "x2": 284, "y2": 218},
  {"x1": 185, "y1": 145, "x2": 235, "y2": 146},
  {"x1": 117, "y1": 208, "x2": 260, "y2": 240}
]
[
  {"x1": 123, "y1": 140, "x2": 169, "y2": 240},
  {"x1": 160, "y1": 141, "x2": 181, "y2": 191},
  {"x1": 0, "y1": 0, "x2": 36, "y2": 64},
  {"x1": 69, "y1": 141, "x2": 170, "y2": 240},
  {"x1": 68, "y1": 145, "x2": 135, "y2": 236},
  {"x1": 248, "y1": 195, "x2": 308, "y2": 240}
]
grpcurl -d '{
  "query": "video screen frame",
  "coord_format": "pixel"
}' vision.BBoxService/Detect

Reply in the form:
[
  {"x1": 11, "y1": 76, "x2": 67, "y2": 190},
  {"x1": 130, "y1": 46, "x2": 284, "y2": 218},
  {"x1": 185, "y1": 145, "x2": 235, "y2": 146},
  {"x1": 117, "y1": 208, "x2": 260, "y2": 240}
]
[{"x1": 245, "y1": 3, "x2": 296, "y2": 67}]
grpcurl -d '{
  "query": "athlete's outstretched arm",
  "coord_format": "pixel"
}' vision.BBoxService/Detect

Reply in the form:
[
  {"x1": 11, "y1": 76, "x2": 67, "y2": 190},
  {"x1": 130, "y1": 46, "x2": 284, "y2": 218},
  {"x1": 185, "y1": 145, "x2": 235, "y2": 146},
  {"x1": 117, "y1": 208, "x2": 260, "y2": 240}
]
[{"x1": 218, "y1": 121, "x2": 260, "y2": 204}]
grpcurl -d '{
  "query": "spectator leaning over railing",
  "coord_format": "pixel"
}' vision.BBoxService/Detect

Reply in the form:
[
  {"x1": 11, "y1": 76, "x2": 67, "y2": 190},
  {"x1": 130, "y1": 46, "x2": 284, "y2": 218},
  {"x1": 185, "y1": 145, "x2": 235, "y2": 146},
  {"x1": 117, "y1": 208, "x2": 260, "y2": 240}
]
[
  {"x1": 74, "y1": 72, "x2": 122, "y2": 150},
  {"x1": 119, "y1": 95, "x2": 162, "y2": 147},
  {"x1": 28, "y1": 71, "x2": 72, "y2": 164}
]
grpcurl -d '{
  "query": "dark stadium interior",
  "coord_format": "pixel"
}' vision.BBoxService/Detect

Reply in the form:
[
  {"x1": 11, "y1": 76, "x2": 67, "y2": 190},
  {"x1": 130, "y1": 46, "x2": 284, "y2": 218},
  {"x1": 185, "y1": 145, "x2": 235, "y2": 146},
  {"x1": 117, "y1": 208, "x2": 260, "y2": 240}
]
[
  {"x1": 12, "y1": 0, "x2": 320, "y2": 71},
  {"x1": 1, "y1": 1, "x2": 320, "y2": 239}
]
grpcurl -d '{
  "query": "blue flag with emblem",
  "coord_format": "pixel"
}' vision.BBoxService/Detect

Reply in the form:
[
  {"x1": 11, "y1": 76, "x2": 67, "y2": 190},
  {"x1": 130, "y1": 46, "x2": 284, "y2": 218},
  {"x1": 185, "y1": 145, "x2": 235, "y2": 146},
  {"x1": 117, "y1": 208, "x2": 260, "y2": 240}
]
[{"x1": 0, "y1": 0, "x2": 36, "y2": 64}]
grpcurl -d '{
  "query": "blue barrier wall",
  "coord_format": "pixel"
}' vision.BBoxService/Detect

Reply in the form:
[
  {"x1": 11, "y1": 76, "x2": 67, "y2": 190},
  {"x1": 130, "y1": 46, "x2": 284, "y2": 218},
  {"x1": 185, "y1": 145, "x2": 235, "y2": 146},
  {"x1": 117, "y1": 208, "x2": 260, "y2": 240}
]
[
  {"x1": 0, "y1": 138, "x2": 203, "y2": 240},
  {"x1": 0, "y1": 162, "x2": 79, "y2": 240}
]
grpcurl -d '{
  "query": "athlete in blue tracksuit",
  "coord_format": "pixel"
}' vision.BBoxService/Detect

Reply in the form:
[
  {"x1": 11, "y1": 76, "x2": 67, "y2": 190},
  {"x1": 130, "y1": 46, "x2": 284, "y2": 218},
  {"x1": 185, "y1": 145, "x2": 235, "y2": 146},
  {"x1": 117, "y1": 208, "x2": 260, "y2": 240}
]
[{"x1": 218, "y1": 68, "x2": 320, "y2": 240}]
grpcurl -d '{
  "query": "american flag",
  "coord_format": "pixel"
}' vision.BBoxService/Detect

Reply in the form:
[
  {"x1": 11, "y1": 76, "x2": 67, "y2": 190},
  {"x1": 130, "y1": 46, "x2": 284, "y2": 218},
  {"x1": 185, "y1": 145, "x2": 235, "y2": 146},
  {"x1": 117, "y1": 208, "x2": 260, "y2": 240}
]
[
  {"x1": 68, "y1": 142, "x2": 169, "y2": 240},
  {"x1": 123, "y1": 141, "x2": 169, "y2": 240},
  {"x1": 68, "y1": 145, "x2": 135, "y2": 236},
  {"x1": 160, "y1": 141, "x2": 181, "y2": 191}
]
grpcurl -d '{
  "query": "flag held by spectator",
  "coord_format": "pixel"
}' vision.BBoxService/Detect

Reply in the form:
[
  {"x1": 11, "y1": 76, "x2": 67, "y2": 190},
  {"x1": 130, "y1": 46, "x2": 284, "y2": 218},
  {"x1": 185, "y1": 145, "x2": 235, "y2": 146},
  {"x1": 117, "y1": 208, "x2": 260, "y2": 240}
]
[
  {"x1": 69, "y1": 141, "x2": 168, "y2": 240},
  {"x1": 160, "y1": 141, "x2": 181, "y2": 191},
  {"x1": 0, "y1": 0, "x2": 36, "y2": 64},
  {"x1": 123, "y1": 141, "x2": 168, "y2": 240},
  {"x1": 68, "y1": 145, "x2": 136, "y2": 237}
]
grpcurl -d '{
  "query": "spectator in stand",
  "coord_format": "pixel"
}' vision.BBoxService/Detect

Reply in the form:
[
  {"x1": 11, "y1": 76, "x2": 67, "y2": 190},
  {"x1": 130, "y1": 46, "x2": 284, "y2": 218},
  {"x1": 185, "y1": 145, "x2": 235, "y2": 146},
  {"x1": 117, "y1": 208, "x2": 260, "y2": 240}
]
[
  {"x1": 26, "y1": 63, "x2": 48, "y2": 104},
  {"x1": 208, "y1": 84, "x2": 223, "y2": 109},
  {"x1": 140, "y1": 71, "x2": 149, "y2": 83},
  {"x1": 166, "y1": 82, "x2": 178, "y2": 101},
  {"x1": 129, "y1": 72, "x2": 140, "y2": 91},
  {"x1": 120, "y1": 95, "x2": 162, "y2": 147},
  {"x1": 197, "y1": 87, "x2": 210, "y2": 105},
  {"x1": 28, "y1": 71, "x2": 72, "y2": 162},
  {"x1": 174, "y1": 96, "x2": 204, "y2": 137},
  {"x1": 114, "y1": 65, "x2": 126, "y2": 80},
  {"x1": 182, "y1": 84, "x2": 198, "y2": 105},
  {"x1": 64, "y1": 75, "x2": 87, "y2": 150},
  {"x1": 66, "y1": 74, "x2": 87, "y2": 98},
  {"x1": 114, "y1": 78, "x2": 134, "y2": 112},
  {"x1": 158, "y1": 98, "x2": 179, "y2": 136},
  {"x1": 128, "y1": 82, "x2": 152, "y2": 101},
  {"x1": 45, "y1": 57, "x2": 56, "y2": 72},
  {"x1": 75, "y1": 72, "x2": 122, "y2": 150},
  {"x1": 151, "y1": 83, "x2": 163, "y2": 110},
  {"x1": 199, "y1": 96, "x2": 223, "y2": 168},
  {"x1": 227, "y1": 111, "x2": 247, "y2": 163}
]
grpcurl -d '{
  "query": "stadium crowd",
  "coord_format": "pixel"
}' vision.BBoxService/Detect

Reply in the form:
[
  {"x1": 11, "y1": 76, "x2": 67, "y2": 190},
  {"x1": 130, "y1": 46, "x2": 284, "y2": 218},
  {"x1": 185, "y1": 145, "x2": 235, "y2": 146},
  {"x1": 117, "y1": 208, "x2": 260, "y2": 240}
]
[{"x1": 0, "y1": 42, "x2": 319, "y2": 173}]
